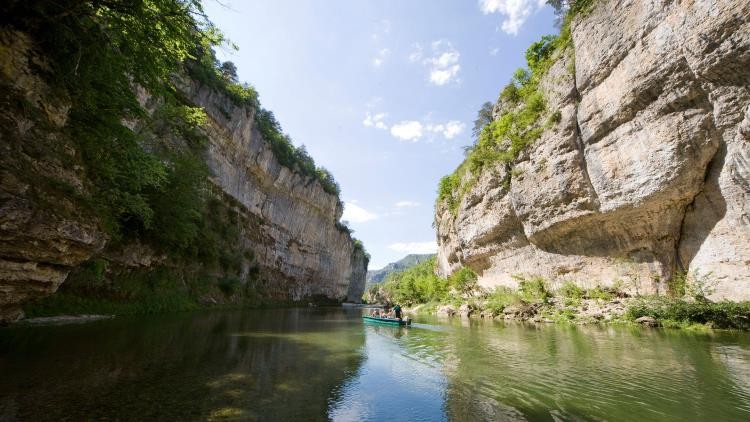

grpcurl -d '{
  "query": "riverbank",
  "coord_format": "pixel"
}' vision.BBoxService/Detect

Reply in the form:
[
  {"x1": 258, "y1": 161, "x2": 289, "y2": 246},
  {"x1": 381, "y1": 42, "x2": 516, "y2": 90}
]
[
  {"x1": 17, "y1": 289, "x2": 349, "y2": 325},
  {"x1": 406, "y1": 295, "x2": 750, "y2": 330},
  {"x1": 4, "y1": 307, "x2": 749, "y2": 420},
  {"x1": 373, "y1": 258, "x2": 750, "y2": 330}
]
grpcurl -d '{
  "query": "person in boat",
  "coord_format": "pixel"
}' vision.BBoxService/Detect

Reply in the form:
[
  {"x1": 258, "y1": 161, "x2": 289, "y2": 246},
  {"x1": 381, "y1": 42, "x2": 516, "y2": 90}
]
[{"x1": 393, "y1": 304, "x2": 402, "y2": 320}]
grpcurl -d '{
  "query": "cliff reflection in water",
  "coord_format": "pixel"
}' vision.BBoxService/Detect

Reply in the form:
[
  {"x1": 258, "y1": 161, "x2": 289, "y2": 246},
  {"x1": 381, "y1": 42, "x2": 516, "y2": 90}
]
[
  {"x1": 2, "y1": 309, "x2": 750, "y2": 421},
  {"x1": 436, "y1": 319, "x2": 750, "y2": 421},
  {"x1": 0, "y1": 308, "x2": 365, "y2": 421}
]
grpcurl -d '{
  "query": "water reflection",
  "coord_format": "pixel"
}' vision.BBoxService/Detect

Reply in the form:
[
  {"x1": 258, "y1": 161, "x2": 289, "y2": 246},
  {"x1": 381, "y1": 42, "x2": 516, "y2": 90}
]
[
  {"x1": 1, "y1": 309, "x2": 750, "y2": 421},
  {"x1": 0, "y1": 308, "x2": 365, "y2": 421},
  {"x1": 328, "y1": 324, "x2": 448, "y2": 422}
]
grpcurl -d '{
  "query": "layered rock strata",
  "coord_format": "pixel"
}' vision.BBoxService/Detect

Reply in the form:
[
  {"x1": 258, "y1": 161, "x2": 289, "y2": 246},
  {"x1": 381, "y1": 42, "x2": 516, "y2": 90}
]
[
  {"x1": 436, "y1": 0, "x2": 749, "y2": 299},
  {"x1": 0, "y1": 30, "x2": 366, "y2": 323}
]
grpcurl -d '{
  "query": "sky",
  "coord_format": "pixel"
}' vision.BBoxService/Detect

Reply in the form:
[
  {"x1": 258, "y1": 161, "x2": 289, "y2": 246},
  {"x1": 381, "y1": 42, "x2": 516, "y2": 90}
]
[{"x1": 203, "y1": 0, "x2": 557, "y2": 270}]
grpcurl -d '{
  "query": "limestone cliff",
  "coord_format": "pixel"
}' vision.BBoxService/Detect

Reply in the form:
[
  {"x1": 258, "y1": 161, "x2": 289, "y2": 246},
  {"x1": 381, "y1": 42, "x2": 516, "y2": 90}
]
[
  {"x1": 436, "y1": 0, "x2": 749, "y2": 299},
  {"x1": 180, "y1": 79, "x2": 367, "y2": 303},
  {"x1": 0, "y1": 29, "x2": 367, "y2": 323}
]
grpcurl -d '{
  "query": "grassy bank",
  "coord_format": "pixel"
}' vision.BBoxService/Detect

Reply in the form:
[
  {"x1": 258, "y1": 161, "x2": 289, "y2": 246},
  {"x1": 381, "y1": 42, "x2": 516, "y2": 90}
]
[{"x1": 371, "y1": 260, "x2": 750, "y2": 330}]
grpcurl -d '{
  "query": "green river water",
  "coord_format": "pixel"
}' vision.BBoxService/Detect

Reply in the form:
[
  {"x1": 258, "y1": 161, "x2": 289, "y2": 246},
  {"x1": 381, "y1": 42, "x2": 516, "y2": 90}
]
[{"x1": 1, "y1": 307, "x2": 749, "y2": 421}]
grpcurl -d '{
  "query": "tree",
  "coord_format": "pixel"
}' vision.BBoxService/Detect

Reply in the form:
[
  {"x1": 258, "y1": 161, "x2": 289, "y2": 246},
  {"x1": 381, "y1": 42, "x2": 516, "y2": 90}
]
[
  {"x1": 220, "y1": 61, "x2": 238, "y2": 83},
  {"x1": 472, "y1": 101, "x2": 494, "y2": 140},
  {"x1": 546, "y1": 0, "x2": 569, "y2": 16},
  {"x1": 546, "y1": 0, "x2": 592, "y2": 27}
]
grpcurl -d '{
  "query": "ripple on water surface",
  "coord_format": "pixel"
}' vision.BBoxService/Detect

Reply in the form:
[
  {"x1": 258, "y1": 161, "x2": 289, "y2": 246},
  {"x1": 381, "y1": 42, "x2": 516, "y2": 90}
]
[{"x1": 1, "y1": 308, "x2": 749, "y2": 421}]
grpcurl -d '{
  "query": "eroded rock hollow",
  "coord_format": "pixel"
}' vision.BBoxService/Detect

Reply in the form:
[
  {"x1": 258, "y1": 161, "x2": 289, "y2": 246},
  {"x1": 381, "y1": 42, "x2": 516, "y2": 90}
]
[{"x1": 436, "y1": 0, "x2": 749, "y2": 299}]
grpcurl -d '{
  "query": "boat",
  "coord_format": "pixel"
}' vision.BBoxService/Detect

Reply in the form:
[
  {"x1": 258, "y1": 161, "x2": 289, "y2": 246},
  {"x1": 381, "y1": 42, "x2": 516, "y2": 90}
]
[{"x1": 362, "y1": 316, "x2": 412, "y2": 326}]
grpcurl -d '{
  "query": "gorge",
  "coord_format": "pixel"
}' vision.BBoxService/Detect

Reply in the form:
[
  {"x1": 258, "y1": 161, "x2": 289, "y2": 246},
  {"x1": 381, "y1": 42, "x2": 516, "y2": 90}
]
[{"x1": 1, "y1": 0, "x2": 750, "y2": 420}]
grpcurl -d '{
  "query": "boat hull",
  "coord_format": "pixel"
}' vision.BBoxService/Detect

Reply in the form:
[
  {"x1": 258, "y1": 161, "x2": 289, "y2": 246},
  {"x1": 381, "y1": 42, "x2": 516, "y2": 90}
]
[{"x1": 362, "y1": 316, "x2": 411, "y2": 326}]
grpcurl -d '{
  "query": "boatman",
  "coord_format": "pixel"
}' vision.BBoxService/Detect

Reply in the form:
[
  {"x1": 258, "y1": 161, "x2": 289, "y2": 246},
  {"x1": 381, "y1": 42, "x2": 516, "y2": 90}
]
[{"x1": 393, "y1": 304, "x2": 402, "y2": 320}]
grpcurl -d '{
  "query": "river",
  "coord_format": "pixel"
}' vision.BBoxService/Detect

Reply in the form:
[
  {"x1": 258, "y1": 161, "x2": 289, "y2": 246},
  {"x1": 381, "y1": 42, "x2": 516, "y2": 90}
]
[{"x1": 1, "y1": 308, "x2": 749, "y2": 421}]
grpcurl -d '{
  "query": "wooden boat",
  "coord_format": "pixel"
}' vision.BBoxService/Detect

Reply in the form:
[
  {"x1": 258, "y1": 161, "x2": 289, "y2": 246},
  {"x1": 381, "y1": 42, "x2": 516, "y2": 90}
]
[{"x1": 362, "y1": 316, "x2": 412, "y2": 326}]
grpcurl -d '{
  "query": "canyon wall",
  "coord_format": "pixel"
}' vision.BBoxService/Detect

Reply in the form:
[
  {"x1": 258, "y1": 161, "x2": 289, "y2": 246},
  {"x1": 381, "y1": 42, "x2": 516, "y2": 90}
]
[
  {"x1": 180, "y1": 80, "x2": 367, "y2": 303},
  {"x1": 0, "y1": 29, "x2": 366, "y2": 323},
  {"x1": 436, "y1": 0, "x2": 749, "y2": 299}
]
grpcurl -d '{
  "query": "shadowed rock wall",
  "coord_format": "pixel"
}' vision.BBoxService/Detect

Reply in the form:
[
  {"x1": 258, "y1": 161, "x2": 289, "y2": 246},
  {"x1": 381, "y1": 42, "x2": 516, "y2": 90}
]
[{"x1": 0, "y1": 30, "x2": 366, "y2": 323}]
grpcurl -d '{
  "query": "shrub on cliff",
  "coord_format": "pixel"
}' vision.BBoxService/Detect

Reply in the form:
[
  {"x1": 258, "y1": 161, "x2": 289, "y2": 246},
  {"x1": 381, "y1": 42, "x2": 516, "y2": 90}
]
[
  {"x1": 2, "y1": 0, "x2": 222, "y2": 240},
  {"x1": 436, "y1": 2, "x2": 589, "y2": 215},
  {"x1": 3, "y1": 0, "x2": 345, "y2": 253}
]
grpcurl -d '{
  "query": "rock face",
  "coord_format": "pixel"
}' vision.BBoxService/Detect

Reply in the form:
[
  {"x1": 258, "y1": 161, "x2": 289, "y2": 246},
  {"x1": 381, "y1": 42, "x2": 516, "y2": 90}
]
[
  {"x1": 436, "y1": 0, "x2": 750, "y2": 299},
  {"x1": 180, "y1": 80, "x2": 367, "y2": 303},
  {"x1": 0, "y1": 30, "x2": 367, "y2": 323}
]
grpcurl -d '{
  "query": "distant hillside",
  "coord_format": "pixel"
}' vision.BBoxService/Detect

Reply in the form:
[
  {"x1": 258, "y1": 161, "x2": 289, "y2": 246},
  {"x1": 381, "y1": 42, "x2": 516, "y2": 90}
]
[{"x1": 366, "y1": 254, "x2": 435, "y2": 284}]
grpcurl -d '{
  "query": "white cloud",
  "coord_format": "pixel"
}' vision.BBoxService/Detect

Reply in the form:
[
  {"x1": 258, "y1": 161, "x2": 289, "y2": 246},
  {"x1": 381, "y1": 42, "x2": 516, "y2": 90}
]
[
  {"x1": 427, "y1": 41, "x2": 461, "y2": 85},
  {"x1": 363, "y1": 109, "x2": 465, "y2": 143},
  {"x1": 478, "y1": 0, "x2": 547, "y2": 35},
  {"x1": 490, "y1": 47, "x2": 500, "y2": 56},
  {"x1": 426, "y1": 120, "x2": 465, "y2": 139},
  {"x1": 395, "y1": 201, "x2": 420, "y2": 208},
  {"x1": 342, "y1": 202, "x2": 378, "y2": 223},
  {"x1": 388, "y1": 241, "x2": 438, "y2": 254},
  {"x1": 410, "y1": 40, "x2": 461, "y2": 86},
  {"x1": 363, "y1": 112, "x2": 388, "y2": 130},
  {"x1": 372, "y1": 48, "x2": 391, "y2": 68},
  {"x1": 390, "y1": 120, "x2": 424, "y2": 142},
  {"x1": 408, "y1": 43, "x2": 423, "y2": 63}
]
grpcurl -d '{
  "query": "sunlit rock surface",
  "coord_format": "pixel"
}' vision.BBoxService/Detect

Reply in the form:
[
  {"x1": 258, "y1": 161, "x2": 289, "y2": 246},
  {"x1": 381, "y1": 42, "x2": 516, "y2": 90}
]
[{"x1": 436, "y1": 0, "x2": 750, "y2": 299}]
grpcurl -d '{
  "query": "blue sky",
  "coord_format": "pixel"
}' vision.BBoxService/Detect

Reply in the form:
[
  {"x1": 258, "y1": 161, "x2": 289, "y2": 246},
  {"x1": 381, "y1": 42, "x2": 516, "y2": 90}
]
[{"x1": 204, "y1": 0, "x2": 557, "y2": 269}]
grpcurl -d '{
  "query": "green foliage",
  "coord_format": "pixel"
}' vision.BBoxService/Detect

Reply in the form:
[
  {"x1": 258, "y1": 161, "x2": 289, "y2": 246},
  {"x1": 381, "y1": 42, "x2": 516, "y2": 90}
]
[
  {"x1": 75, "y1": 259, "x2": 110, "y2": 289},
  {"x1": 435, "y1": 0, "x2": 596, "y2": 214},
  {"x1": 381, "y1": 261, "x2": 479, "y2": 307},
  {"x1": 560, "y1": 281, "x2": 585, "y2": 300},
  {"x1": 437, "y1": 29, "x2": 572, "y2": 213},
  {"x1": 668, "y1": 270, "x2": 717, "y2": 301},
  {"x1": 2, "y1": 0, "x2": 219, "y2": 240},
  {"x1": 218, "y1": 277, "x2": 241, "y2": 297},
  {"x1": 382, "y1": 258, "x2": 448, "y2": 306},
  {"x1": 626, "y1": 297, "x2": 750, "y2": 330},
  {"x1": 667, "y1": 271, "x2": 688, "y2": 298},
  {"x1": 146, "y1": 152, "x2": 208, "y2": 250},
  {"x1": 685, "y1": 270, "x2": 718, "y2": 302},
  {"x1": 472, "y1": 101, "x2": 495, "y2": 140},
  {"x1": 525, "y1": 35, "x2": 558, "y2": 73},
  {"x1": 515, "y1": 275, "x2": 551, "y2": 303},
  {"x1": 352, "y1": 238, "x2": 371, "y2": 261},
  {"x1": 499, "y1": 83, "x2": 520, "y2": 103},
  {"x1": 450, "y1": 267, "x2": 479, "y2": 297},
  {"x1": 484, "y1": 286, "x2": 523, "y2": 315},
  {"x1": 255, "y1": 109, "x2": 341, "y2": 198},
  {"x1": 547, "y1": 0, "x2": 598, "y2": 24},
  {"x1": 437, "y1": 171, "x2": 463, "y2": 214},
  {"x1": 4, "y1": 0, "x2": 348, "y2": 264},
  {"x1": 587, "y1": 286, "x2": 615, "y2": 301},
  {"x1": 186, "y1": 38, "x2": 259, "y2": 109},
  {"x1": 569, "y1": 0, "x2": 597, "y2": 17},
  {"x1": 547, "y1": 110, "x2": 563, "y2": 126}
]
